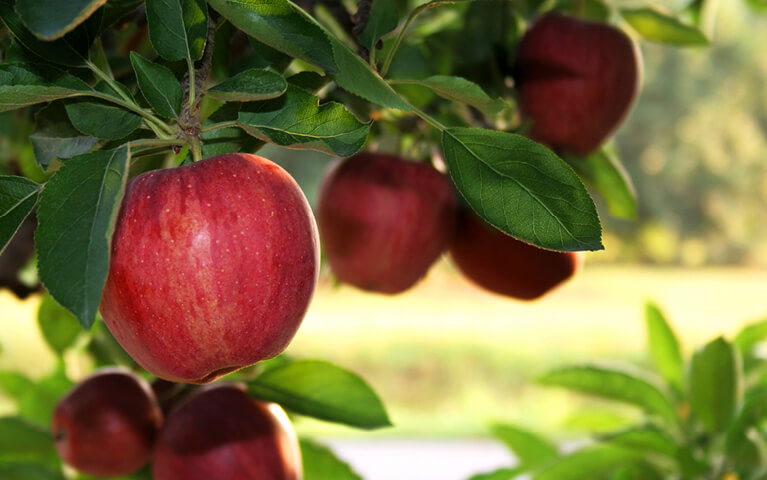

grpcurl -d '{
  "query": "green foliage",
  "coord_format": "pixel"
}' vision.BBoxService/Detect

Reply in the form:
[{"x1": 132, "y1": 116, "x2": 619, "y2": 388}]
[
  {"x1": 300, "y1": 438, "x2": 364, "y2": 480},
  {"x1": 37, "y1": 293, "x2": 82, "y2": 356},
  {"x1": 15, "y1": 0, "x2": 106, "y2": 40},
  {"x1": 621, "y1": 8, "x2": 710, "y2": 46},
  {"x1": 0, "y1": 175, "x2": 38, "y2": 253},
  {"x1": 130, "y1": 52, "x2": 184, "y2": 118},
  {"x1": 206, "y1": 68, "x2": 287, "y2": 102}
]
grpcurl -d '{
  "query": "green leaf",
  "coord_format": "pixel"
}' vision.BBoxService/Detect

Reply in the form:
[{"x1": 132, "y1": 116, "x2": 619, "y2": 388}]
[
  {"x1": 533, "y1": 445, "x2": 639, "y2": 480},
  {"x1": 87, "y1": 317, "x2": 137, "y2": 367},
  {"x1": 301, "y1": 438, "x2": 363, "y2": 480},
  {"x1": 65, "y1": 82, "x2": 143, "y2": 140},
  {"x1": 0, "y1": 465, "x2": 64, "y2": 480},
  {"x1": 0, "y1": 362, "x2": 73, "y2": 427},
  {"x1": 35, "y1": 147, "x2": 130, "y2": 328},
  {"x1": 467, "y1": 467, "x2": 525, "y2": 480},
  {"x1": 645, "y1": 302, "x2": 684, "y2": 392},
  {"x1": 0, "y1": 0, "x2": 89, "y2": 66},
  {"x1": 565, "y1": 149, "x2": 637, "y2": 220},
  {"x1": 0, "y1": 417, "x2": 58, "y2": 466},
  {"x1": 538, "y1": 364, "x2": 677, "y2": 424},
  {"x1": 733, "y1": 318, "x2": 767, "y2": 354},
  {"x1": 441, "y1": 128, "x2": 602, "y2": 251},
  {"x1": 207, "y1": 68, "x2": 287, "y2": 102},
  {"x1": 356, "y1": 0, "x2": 399, "y2": 52},
  {"x1": 390, "y1": 76, "x2": 506, "y2": 115},
  {"x1": 490, "y1": 424, "x2": 558, "y2": 468},
  {"x1": 247, "y1": 360, "x2": 391, "y2": 429},
  {"x1": 0, "y1": 370, "x2": 35, "y2": 401},
  {"x1": 146, "y1": 0, "x2": 208, "y2": 61},
  {"x1": 605, "y1": 461, "x2": 664, "y2": 480},
  {"x1": 129, "y1": 52, "x2": 184, "y2": 119},
  {"x1": 238, "y1": 84, "x2": 370, "y2": 157},
  {"x1": 0, "y1": 63, "x2": 92, "y2": 112},
  {"x1": 16, "y1": 0, "x2": 106, "y2": 40},
  {"x1": 689, "y1": 337, "x2": 741, "y2": 433},
  {"x1": 201, "y1": 126, "x2": 264, "y2": 158},
  {"x1": 602, "y1": 425, "x2": 677, "y2": 458},
  {"x1": 0, "y1": 176, "x2": 39, "y2": 255},
  {"x1": 554, "y1": 0, "x2": 609, "y2": 22},
  {"x1": 38, "y1": 293, "x2": 82, "y2": 356},
  {"x1": 30, "y1": 103, "x2": 98, "y2": 168},
  {"x1": 208, "y1": 0, "x2": 411, "y2": 111},
  {"x1": 621, "y1": 7, "x2": 709, "y2": 46}
]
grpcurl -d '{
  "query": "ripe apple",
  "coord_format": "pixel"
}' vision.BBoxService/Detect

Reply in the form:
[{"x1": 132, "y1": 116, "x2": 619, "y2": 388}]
[
  {"x1": 152, "y1": 384, "x2": 301, "y2": 480},
  {"x1": 100, "y1": 153, "x2": 319, "y2": 384},
  {"x1": 449, "y1": 211, "x2": 585, "y2": 300},
  {"x1": 317, "y1": 152, "x2": 457, "y2": 294},
  {"x1": 515, "y1": 13, "x2": 641, "y2": 156},
  {"x1": 51, "y1": 369, "x2": 163, "y2": 477}
]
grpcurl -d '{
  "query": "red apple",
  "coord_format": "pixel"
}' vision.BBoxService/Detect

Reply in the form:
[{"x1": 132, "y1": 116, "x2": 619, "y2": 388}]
[
  {"x1": 152, "y1": 384, "x2": 301, "y2": 480},
  {"x1": 449, "y1": 211, "x2": 584, "y2": 300},
  {"x1": 100, "y1": 153, "x2": 319, "y2": 384},
  {"x1": 317, "y1": 152, "x2": 457, "y2": 294},
  {"x1": 51, "y1": 369, "x2": 162, "y2": 477},
  {"x1": 515, "y1": 13, "x2": 641, "y2": 156}
]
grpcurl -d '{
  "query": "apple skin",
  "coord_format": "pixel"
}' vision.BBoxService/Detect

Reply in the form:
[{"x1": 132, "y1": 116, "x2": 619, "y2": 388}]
[
  {"x1": 51, "y1": 369, "x2": 163, "y2": 477},
  {"x1": 317, "y1": 152, "x2": 457, "y2": 294},
  {"x1": 449, "y1": 211, "x2": 585, "y2": 300},
  {"x1": 100, "y1": 153, "x2": 319, "y2": 384},
  {"x1": 152, "y1": 384, "x2": 302, "y2": 480},
  {"x1": 515, "y1": 13, "x2": 641, "y2": 156}
]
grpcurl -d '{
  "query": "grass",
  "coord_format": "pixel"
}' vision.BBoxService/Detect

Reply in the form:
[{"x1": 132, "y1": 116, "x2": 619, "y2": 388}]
[{"x1": 2, "y1": 261, "x2": 766, "y2": 438}]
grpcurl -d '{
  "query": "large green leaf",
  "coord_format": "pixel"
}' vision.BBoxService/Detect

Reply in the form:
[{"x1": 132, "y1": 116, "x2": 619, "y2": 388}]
[
  {"x1": 16, "y1": 0, "x2": 106, "y2": 40},
  {"x1": 30, "y1": 103, "x2": 98, "y2": 168},
  {"x1": 689, "y1": 337, "x2": 741, "y2": 433},
  {"x1": 441, "y1": 128, "x2": 602, "y2": 251},
  {"x1": 301, "y1": 438, "x2": 363, "y2": 480},
  {"x1": 621, "y1": 7, "x2": 709, "y2": 46},
  {"x1": 356, "y1": 0, "x2": 399, "y2": 52},
  {"x1": 602, "y1": 425, "x2": 677, "y2": 458},
  {"x1": 566, "y1": 149, "x2": 637, "y2": 220},
  {"x1": 37, "y1": 293, "x2": 82, "y2": 356},
  {"x1": 66, "y1": 99, "x2": 142, "y2": 140},
  {"x1": 35, "y1": 147, "x2": 130, "y2": 328},
  {"x1": 0, "y1": 417, "x2": 58, "y2": 466},
  {"x1": 0, "y1": 63, "x2": 92, "y2": 112},
  {"x1": 390, "y1": 76, "x2": 506, "y2": 115},
  {"x1": 645, "y1": 302, "x2": 684, "y2": 392},
  {"x1": 490, "y1": 424, "x2": 558, "y2": 468},
  {"x1": 0, "y1": 0, "x2": 90, "y2": 66},
  {"x1": 130, "y1": 52, "x2": 184, "y2": 119},
  {"x1": 733, "y1": 318, "x2": 767, "y2": 354},
  {"x1": 208, "y1": 0, "x2": 411, "y2": 111},
  {"x1": 533, "y1": 445, "x2": 639, "y2": 480},
  {"x1": 247, "y1": 360, "x2": 391, "y2": 429},
  {"x1": 207, "y1": 68, "x2": 287, "y2": 102},
  {"x1": 0, "y1": 176, "x2": 39, "y2": 255},
  {"x1": 538, "y1": 364, "x2": 677, "y2": 424},
  {"x1": 146, "y1": 0, "x2": 208, "y2": 61},
  {"x1": 237, "y1": 84, "x2": 370, "y2": 156}
]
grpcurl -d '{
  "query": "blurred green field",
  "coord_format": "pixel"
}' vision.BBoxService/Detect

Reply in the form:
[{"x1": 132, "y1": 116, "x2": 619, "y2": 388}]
[{"x1": 3, "y1": 261, "x2": 765, "y2": 439}]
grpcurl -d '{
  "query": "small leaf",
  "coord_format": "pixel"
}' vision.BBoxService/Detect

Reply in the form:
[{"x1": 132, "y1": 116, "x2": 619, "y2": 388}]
[
  {"x1": 601, "y1": 425, "x2": 677, "y2": 458},
  {"x1": 130, "y1": 52, "x2": 184, "y2": 118},
  {"x1": 621, "y1": 7, "x2": 709, "y2": 46},
  {"x1": 554, "y1": 0, "x2": 610, "y2": 22},
  {"x1": 533, "y1": 445, "x2": 639, "y2": 480},
  {"x1": 207, "y1": 68, "x2": 287, "y2": 102},
  {"x1": 0, "y1": 417, "x2": 59, "y2": 467},
  {"x1": 38, "y1": 293, "x2": 82, "y2": 356},
  {"x1": 356, "y1": 0, "x2": 399, "y2": 52},
  {"x1": 390, "y1": 76, "x2": 506, "y2": 115},
  {"x1": 247, "y1": 360, "x2": 391, "y2": 429},
  {"x1": 208, "y1": 0, "x2": 411, "y2": 111},
  {"x1": 146, "y1": 0, "x2": 208, "y2": 61},
  {"x1": 490, "y1": 424, "x2": 558, "y2": 468},
  {"x1": 0, "y1": 0, "x2": 89, "y2": 66},
  {"x1": 0, "y1": 176, "x2": 39, "y2": 255},
  {"x1": 201, "y1": 126, "x2": 264, "y2": 158},
  {"x1": 733, "y1": 318, "x2": 767, "y2": 354},
  {"x1": 301, "y1": 438, "x2": 363, "y2": 480},
  {"x1": 538, "y1": 364, "x2": 677, "y2": 424},
  {"x1": 35, "y1": 147, "x2": 130, "y2": 328},
  {"x1": 645, "y1": 302, "x2": 684, "y2": 392},
  {"x1": 565, "y1": 149, "x2": 637, "y2": 220},
  {"x1": 238, "y1": 84, "x2": 370, "y2": 157},
  {"x1": 441, "y1": 128, "x2": 602, "y2": 251},
  {"x1": 0, "y1": 63, "x2": 92, "y2": 112},
  {"x1": 30, "y1": 103, "x2": 98, "y2": 168},
  {"x1": 689, "y1": 337, "x2": 741, "y2": 433},
  {"x1": 16, "y1": 0, "x2": 106, "y2": 40},
  {"x1": 65, "y1": 82, "x2": 142, "y2": 140},
  {"x1": 1, "y1": 362, "x2": 73, "y2": 426},
  {"x1": 467, "y1": 467, "x2": 525, "y2": 480}
]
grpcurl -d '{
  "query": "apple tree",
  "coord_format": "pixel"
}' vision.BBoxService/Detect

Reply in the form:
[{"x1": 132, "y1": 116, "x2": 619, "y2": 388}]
[{"x1": 0, "y1": 0, "x2": 736, "y2": 478}]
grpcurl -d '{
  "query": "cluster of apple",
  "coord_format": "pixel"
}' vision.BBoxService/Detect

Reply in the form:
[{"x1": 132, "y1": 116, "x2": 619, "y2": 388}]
[{"x1": 52, "y1": 369, "x2": 300, "y2": 479}]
